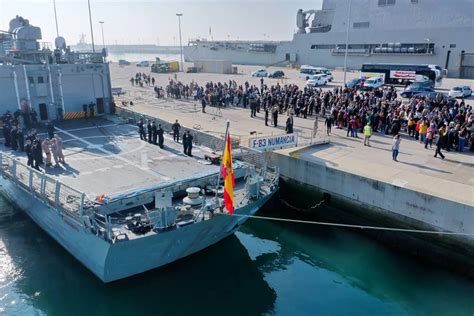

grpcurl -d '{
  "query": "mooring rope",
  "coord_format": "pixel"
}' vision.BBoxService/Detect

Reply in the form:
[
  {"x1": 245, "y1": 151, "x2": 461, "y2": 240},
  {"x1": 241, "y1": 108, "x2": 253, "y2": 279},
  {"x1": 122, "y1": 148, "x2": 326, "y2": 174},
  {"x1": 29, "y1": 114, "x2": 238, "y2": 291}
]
[{"x1": 223, "y1": 213, "x2": 474, "y2": 236}]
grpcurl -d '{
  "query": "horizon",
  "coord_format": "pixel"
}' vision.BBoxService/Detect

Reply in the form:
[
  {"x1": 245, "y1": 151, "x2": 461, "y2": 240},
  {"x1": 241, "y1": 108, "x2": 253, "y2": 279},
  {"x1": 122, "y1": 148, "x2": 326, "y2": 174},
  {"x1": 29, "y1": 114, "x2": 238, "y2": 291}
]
[{"x1": 0, "y1": 0, "x2": 322, "y2": 46}]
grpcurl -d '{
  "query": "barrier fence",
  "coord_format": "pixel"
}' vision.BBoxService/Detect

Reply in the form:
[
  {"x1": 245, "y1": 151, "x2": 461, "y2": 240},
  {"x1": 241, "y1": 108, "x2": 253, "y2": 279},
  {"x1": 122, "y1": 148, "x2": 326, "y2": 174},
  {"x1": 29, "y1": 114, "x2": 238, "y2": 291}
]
[{"x1": 0, "y1": 153, "x2": 88, "y2": 226}]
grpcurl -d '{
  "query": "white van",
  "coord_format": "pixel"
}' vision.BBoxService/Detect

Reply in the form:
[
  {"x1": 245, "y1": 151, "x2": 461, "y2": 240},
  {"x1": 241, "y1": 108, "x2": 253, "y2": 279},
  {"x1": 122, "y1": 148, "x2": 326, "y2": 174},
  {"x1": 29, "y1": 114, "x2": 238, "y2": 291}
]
[{"x1": 362, "y1": 77, "x2": 384, "y2": 90}]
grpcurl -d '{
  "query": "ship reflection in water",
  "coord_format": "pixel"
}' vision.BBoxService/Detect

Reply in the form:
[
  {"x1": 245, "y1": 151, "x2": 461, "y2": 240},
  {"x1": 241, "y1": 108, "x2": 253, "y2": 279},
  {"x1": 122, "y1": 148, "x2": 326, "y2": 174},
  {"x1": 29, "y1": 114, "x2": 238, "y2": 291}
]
[{"x1": 1, "y1": 196, "x2": 473, "y2": 316}]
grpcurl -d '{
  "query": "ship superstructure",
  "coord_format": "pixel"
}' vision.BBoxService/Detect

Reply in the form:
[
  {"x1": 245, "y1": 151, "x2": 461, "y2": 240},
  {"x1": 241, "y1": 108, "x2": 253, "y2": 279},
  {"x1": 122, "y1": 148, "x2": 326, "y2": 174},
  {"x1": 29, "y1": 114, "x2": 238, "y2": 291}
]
[
  {"x1": 184, "y1": 0, "x2": 474, "y2": 78},
  {"x1": 0, "y1": 16, "x2": 113, "y2": 121}
]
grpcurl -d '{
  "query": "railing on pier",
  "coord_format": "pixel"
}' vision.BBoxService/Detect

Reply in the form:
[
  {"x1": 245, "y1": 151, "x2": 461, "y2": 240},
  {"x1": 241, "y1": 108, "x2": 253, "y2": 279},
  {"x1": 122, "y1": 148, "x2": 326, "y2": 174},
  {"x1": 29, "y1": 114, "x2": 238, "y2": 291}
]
[{"x1": 0, "y1": 153, "x2": 88, "y2": 227}]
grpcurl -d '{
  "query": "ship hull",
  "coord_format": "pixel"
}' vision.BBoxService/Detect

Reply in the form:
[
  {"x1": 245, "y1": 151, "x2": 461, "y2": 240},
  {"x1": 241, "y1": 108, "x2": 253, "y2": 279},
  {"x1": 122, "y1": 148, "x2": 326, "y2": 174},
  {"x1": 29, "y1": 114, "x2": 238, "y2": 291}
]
[{"x1": 0, "y1": 176, "x2": 273, "y2": 283}]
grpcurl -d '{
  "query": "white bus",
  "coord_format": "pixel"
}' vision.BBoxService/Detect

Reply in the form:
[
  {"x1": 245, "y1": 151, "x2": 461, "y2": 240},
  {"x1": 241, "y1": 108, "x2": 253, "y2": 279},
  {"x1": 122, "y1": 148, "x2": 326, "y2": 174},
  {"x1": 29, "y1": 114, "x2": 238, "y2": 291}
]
[
  {"x1": 360, "y1": 63, "x2": 445, "y2": 88},
  {"x1": 299, "y1": 65, "x2": 333, "y2": 81}
]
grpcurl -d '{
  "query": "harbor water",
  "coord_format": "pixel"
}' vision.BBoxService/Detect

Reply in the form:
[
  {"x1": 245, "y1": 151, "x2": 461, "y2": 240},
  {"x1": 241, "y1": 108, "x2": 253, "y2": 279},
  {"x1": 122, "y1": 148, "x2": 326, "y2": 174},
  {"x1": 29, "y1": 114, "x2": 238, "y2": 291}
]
[{"x1": 1, "y1": 195, "x2": 473, "y2": 316}]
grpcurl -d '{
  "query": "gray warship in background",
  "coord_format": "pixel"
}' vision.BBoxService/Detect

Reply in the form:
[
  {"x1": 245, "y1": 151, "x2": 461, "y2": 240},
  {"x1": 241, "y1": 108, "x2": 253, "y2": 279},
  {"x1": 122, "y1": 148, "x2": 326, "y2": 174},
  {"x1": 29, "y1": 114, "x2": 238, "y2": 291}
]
[{"x1": 184, "y1": 0, "x2": 474, "y2": 78}]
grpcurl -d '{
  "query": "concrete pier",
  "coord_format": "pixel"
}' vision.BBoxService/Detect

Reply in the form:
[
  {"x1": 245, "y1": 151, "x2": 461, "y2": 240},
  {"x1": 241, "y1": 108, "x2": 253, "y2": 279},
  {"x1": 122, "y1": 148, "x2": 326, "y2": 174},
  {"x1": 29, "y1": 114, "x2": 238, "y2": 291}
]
[{"x1": 109, "y1": 63, "x2": 474, "y2": 271}]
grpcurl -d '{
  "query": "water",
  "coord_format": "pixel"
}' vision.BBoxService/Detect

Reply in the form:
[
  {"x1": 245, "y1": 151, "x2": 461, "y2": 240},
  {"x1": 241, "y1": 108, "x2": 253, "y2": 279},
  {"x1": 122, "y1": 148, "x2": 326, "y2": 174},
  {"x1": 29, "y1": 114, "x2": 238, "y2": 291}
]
[
  {"x1": 106, "y1": 53, "x2": 181, "y2": 63},
  {"x1": 1, "y1": 195, "x2": 473, "y2": 316}
]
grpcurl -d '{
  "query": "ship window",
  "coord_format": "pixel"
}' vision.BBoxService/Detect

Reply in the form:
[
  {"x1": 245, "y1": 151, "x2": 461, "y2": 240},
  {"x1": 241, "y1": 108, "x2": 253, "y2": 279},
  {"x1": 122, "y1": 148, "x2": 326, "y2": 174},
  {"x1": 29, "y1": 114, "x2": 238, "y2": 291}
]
[
  {"x1": 28, "y1": 76, "x2": 34, "y2": 84},
  {"x1": 353, "y1": 22, "x2": 370, "y2": 28},
  {"x1": 37, "y1": 76, "x2": 44, "y2": 84},
  {"x1": 311, "y1": 44, "x2": 336, "y2": 49},
  {"x1": 449, "y1": 44, "x2": 456, "y2": 48},
  {"x1": 411, "y1": 0, "x2": 418, "y2": 3},
  {"x1": 378, "y1": 0, "x2": 395, "y2": 6}
]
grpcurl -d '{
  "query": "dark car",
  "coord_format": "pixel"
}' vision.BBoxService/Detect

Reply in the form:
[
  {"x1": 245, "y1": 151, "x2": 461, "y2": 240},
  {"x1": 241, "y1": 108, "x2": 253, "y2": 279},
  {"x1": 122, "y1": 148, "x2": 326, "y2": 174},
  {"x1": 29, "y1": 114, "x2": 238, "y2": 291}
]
[
  {"x1": 401, "y1": 86, "x2": 434, "y2": 98},
  {"x1": 413, "y1": 91, "x2": 456, "y2": 103},
  {"x1": 268, "y1": 70, "x2": 285, "y2": 78},
  {"x1": 345, "y1": 78, "x2": 365, "y2": 90}
]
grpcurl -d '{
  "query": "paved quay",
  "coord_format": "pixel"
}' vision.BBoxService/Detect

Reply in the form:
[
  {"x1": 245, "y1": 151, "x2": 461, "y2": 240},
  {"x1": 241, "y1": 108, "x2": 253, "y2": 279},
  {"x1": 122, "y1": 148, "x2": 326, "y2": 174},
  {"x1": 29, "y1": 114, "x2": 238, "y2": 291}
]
[{"x1": 110, "y1": 63, "x2": 474, "y2": 209}]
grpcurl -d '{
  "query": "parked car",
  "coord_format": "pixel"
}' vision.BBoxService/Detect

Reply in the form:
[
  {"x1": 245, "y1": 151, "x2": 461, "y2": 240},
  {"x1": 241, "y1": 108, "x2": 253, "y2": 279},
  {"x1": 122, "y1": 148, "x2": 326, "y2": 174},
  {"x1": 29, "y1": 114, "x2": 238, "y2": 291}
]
[
  {"x1": 448, "y1": 86, "x2": 472, "y2": 98},
  {"x1": 136, "y1": 61, "x2": 149, "y2": 67},
  {"x1": 414, "y1": 91, "x2": 456, "y2": 106},
  {"x1": 268, "y1": 70, "x2": 285, "y2": 78},
  {"x1": 306, "y1": 74, "x2": 327, "y2": 87},
  {"x1": 345, "y1": 78, "x2": 365, "y2": 90},
  {"x1": 323, "y1": 71, "x2": 333, "y2": 82},
  {"x1": 400, "y1": 86, "x2": 434, "y2": 98},
  {"x1": 408, "y1": 80, "x2": 435, "y2": 90},
  {"x1": 362, "y1": 77, "x2": 384, "y2": 90},
  {"x1": 251, "y1": 69, "x2": 268, "y2": 77},
  {"x1": 118, "y1": 59, "x2": 130, "y2": 66},
  {"x1": 413, "y1": 91, "x2": 455, "y2": 102}
]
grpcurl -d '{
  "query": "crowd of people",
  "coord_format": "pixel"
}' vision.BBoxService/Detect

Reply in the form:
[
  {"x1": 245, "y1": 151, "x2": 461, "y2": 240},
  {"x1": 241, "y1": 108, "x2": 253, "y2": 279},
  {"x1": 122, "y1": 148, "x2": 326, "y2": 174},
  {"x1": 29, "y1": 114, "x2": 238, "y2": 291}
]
[
  {"x1": 2, "y1": 112, "x2": 65, "y2": 170},
  {"x1": 130, "y1": 72, "x2": 156, "y2": 88},
  {"x1": 161, "y1": 77, "x2": 474, "y2": 159}
]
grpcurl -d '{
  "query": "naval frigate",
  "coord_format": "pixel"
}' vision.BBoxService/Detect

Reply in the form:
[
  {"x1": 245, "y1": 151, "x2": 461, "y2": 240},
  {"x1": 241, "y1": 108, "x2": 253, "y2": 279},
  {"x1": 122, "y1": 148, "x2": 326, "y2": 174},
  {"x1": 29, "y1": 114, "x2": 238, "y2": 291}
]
[
  {"x1": 184, "y1": 0, "x2": 474, "y2": 78},
  {"x1": 0, "y1": 16, "x2": 279, "y2": 282}
]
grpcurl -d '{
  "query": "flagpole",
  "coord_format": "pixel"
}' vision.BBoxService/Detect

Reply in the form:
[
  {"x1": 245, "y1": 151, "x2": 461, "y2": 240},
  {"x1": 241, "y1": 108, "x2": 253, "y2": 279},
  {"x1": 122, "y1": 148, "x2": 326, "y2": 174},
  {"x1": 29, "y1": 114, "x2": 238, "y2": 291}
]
[{"x1": 215, "y1": 120, "x2": 230, "y2": 209}]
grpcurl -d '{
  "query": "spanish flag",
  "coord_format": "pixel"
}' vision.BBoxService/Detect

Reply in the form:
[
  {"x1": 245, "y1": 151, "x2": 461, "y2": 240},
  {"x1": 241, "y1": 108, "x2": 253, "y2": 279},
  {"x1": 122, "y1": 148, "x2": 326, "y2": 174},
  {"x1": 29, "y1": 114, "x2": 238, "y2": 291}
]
[{"x1": 221, "y1": 133, "x2": 235, "y2": 214}]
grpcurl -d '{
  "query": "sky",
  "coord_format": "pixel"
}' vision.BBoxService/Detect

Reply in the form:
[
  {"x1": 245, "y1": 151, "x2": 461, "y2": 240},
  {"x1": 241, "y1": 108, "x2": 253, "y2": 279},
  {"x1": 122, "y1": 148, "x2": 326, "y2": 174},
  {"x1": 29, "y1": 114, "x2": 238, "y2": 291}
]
[{"x1": 0, "y1": 0, "x2": 323, "y2": 46}]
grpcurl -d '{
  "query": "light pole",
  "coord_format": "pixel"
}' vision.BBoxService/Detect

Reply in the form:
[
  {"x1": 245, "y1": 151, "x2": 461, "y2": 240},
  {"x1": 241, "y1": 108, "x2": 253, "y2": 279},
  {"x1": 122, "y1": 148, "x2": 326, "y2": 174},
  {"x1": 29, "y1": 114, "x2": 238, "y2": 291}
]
[
  {"x1": 99, "y1": 21, "x2": 105, "y2": 49},
  {"x1": 87, "y1": 0, "x2": 95, "y2": 52},
  {"x1": 343, "y1": 0, "x2": 352, "y2": 85},
  {"x1": 176, "y1": 13, "x2": 184, "y2": 72},
  {"x1": 53, "y1": 0, "x2": 60, "y2": 37}
]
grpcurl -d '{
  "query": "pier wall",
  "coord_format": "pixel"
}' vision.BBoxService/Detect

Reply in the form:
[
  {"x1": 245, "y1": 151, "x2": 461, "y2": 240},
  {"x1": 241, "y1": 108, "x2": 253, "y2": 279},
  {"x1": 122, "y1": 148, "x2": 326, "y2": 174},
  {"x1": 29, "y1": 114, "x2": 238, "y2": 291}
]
[{"x1": 267, "y1": 148, "x2": 474, "y2": 242}]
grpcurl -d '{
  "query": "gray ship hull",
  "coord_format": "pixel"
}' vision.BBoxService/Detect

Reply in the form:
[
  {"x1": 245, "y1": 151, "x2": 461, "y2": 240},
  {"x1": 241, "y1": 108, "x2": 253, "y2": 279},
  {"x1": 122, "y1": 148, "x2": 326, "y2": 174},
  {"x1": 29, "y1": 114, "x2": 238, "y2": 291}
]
[{"x1": 0, "y1": 176, "x2": 273, "y2": 282}]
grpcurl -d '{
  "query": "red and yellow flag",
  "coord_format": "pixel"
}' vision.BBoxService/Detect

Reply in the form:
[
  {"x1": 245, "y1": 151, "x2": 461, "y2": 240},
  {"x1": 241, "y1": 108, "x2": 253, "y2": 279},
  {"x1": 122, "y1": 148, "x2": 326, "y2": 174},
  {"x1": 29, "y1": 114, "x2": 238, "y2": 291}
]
[{"x1": 221, "y1": 133, "x2": 235, "y2": 214}]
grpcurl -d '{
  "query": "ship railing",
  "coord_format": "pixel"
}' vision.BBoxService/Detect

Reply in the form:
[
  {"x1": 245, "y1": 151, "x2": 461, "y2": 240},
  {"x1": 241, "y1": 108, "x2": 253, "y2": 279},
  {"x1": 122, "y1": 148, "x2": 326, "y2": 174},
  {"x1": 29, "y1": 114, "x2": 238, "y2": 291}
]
[{"x1": 0, "y1": 153, "x2": 87, "y2": 227}]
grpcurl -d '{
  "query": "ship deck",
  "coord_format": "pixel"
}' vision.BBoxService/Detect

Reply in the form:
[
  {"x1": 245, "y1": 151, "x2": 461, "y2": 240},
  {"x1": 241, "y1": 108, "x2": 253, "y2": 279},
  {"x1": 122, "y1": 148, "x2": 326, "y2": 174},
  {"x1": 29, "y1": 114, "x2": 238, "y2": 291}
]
[{"x1": 0, "y1": 117, "x2": 219, "y2": 198}]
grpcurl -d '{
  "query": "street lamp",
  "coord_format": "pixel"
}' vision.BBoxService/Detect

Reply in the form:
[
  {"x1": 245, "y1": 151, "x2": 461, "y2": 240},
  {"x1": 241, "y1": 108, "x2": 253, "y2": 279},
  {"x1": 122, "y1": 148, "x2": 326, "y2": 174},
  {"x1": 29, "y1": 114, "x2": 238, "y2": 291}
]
[
  {"x1": 343, "y1": 0, "x2": 352, "y2": 85},
  {"x1": 99, "y1": 21, "x2": 105, "y2": 49},
  {"x1": 87, "y1": 0, "x2": 95, "y2": 52},
  {"x1": 176, "y1": 13, "x2": 184, "y2": 72},
  {"x1": 53, "y1": 0, "x2": 60, "y2": 37}
]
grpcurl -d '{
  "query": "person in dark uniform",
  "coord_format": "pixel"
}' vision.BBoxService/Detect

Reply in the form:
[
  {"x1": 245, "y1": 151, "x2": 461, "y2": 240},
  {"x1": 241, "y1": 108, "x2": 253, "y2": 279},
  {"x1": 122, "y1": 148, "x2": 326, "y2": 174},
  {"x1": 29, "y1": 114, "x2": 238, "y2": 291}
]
[
  {"x1": 10, "y1": 126, "x2": 18, "y2": 150},
  {"x1": 285, "y1": 114, "x2": 294, "y2": 134},
  {"x1": 32, "y1": 139, "x2": 41, "y2": 170},
  {"x1": 151, "y1": 121, "x2": 157, "y2": 145},
  {"x1": 182, "y1": 130, "x2": 188, "y2": 154},
  {"x1": 250, "y1": 98, "x2": 257, "y2": 118},
  {"x1": 264, "y1": 106, "x2": 269, "y2": 126},
  {"x1": 272, "y1": 106, "x2": 278, "y2": 127},
  {"x1": 88, "y1": 102, "x2": 95, "y2": 118},
  {"x1": 47, "y1": 121, "x2": 55, "y2": 139},
  {"x1": 201, "y1": 98, "x2": 206, "y2": 113},
  {"x1": 434, "y1": 127, "x2": 447, "y2": 159},
  {"x1": 137, "y1": 119, "x2": 146, "y2": 141},
  {"x1": 83, "y1": 104, "x2": 88, "y2": 120},
  {"x1": 25, "y1": 140, "x2": 33, "y2": 167},
  {"x1": 157, "y1": 124, "x2": 164, "y2": 149},
  {"x1": 17, "y1": 128, "x2": 24, "y2": 151},
  {"x1": 30, "y1": 109, "x2": 38, "y2": 126},
  {"x1": 325, "y1": 115, "x2": 333, "y2": 135},
  {"x1": 172, "y1": 120, "x2": 181, "y2": 142},
  {"x1": 146, "y1": 120, "x2": 152, "y2": 144},
  {"x1": 185, "y1": 130, "x2": 193, "y2": 156}
]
